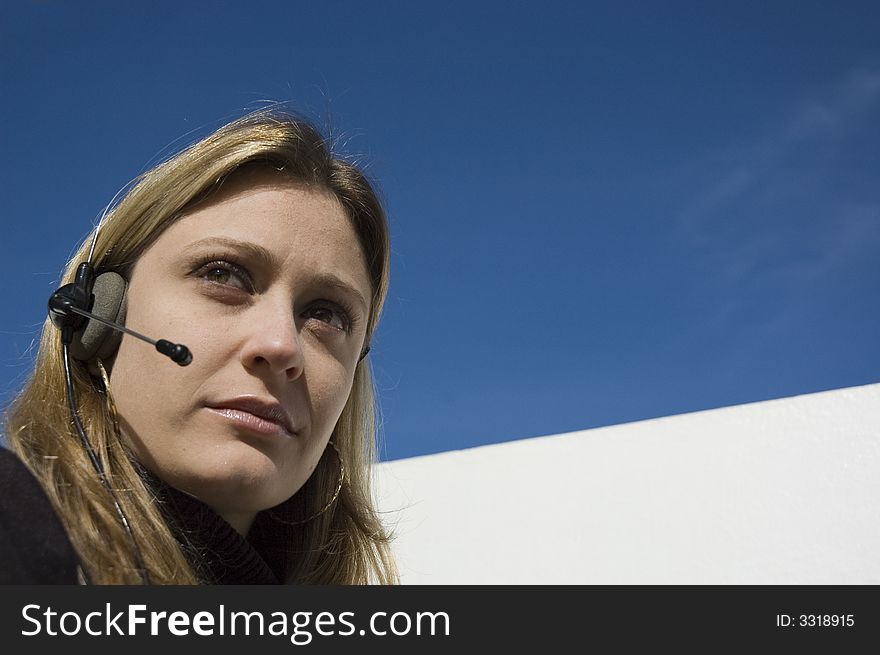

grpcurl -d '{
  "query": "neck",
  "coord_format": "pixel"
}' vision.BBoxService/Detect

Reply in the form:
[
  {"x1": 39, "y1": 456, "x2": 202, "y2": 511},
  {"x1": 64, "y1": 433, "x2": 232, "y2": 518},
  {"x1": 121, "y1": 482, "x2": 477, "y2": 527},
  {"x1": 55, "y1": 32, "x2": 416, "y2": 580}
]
[{"x1": 217, "y1": 510, "x2": 257, "y2": 537}]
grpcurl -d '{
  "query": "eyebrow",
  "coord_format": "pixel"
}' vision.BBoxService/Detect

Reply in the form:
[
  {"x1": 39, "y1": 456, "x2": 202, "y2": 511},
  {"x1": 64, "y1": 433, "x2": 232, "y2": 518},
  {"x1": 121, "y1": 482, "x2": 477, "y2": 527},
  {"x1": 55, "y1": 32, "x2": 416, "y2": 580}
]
[
  {"x1": 182, "y1": 237, "x2": 369, "y2": 313},
  {"x1": 183, "y1": 236, "x2": 279, "y2": 270}
]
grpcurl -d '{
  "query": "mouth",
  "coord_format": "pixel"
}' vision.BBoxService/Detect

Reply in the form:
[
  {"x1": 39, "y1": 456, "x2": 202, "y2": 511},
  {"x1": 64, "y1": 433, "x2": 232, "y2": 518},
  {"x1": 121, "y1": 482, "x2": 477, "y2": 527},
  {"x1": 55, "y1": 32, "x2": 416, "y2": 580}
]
[{"x1": 204, "y1": 397, "x2": 297, "y2": 437}]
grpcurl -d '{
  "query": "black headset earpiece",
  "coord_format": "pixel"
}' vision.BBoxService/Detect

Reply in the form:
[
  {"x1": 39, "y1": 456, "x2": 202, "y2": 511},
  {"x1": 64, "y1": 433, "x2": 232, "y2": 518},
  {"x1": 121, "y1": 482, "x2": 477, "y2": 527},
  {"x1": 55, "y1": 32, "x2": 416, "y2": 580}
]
[
  {"x1": 48, "y1": 261, "x2": 152, "y2": 584},
  {"x1": 46, "y1": 221, "x2": 190, "y2": 584},
  {"x1": 50, "y1": 262, "x2": 191, "y2": 368},
  {"x1": 68, "y1": 271, "x2": 128, "y2": 365}
]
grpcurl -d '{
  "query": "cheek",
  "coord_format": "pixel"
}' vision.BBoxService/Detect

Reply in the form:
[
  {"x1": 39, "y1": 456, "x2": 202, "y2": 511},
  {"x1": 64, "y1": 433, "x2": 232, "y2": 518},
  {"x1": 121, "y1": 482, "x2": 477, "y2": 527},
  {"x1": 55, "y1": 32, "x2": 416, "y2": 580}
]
[
  {"x1": 307, "y1": 362, "x2": 357, "y2": 435},
  {"x1": 110, "y1": 341, "x2": 189, "y2": 434},
  {"x1": 108, "y1": 294, "x2": 212, "y2": 449},
  {"x1": 109, "y1": 341, "x2": 171, "y2": 463}
]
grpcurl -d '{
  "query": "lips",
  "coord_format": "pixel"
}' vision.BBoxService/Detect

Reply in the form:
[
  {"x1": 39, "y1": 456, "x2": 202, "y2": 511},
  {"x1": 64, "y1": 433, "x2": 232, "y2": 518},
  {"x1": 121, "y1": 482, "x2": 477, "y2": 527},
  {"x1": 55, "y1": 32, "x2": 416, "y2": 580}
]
[{"x1": 205, "y1": 397, "x2": 297, "y2": 436}]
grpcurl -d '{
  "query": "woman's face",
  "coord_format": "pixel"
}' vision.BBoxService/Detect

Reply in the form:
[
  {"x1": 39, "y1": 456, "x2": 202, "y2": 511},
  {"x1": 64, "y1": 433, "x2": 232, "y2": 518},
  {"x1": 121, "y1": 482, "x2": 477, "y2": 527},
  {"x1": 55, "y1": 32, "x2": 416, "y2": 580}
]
[{"x1": 109, "y1": 171, "x2": 371, "y2": 534}]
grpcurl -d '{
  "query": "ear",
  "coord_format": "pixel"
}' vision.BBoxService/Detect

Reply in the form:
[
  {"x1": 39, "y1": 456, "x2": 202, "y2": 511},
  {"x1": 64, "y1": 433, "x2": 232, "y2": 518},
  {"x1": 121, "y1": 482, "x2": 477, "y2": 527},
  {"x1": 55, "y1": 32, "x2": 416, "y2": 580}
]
[{"x1": 69, "y1": 271, "x2": 128, "y2": 364}]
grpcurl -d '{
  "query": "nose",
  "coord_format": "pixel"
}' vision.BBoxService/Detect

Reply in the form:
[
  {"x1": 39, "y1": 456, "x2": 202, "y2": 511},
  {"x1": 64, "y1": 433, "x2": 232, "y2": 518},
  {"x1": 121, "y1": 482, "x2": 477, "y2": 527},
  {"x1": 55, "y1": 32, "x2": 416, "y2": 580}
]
[{"x1": 239, "y1": 297, "x2": 304, "y2": 381}]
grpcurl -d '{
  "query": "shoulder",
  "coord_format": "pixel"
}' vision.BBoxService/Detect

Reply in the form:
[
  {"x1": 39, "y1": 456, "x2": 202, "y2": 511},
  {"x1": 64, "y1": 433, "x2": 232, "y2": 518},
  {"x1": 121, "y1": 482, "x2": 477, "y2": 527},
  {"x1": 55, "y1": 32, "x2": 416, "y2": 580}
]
[{"x1": 0, "y1": 447, "x2": 81, "y2": 584}]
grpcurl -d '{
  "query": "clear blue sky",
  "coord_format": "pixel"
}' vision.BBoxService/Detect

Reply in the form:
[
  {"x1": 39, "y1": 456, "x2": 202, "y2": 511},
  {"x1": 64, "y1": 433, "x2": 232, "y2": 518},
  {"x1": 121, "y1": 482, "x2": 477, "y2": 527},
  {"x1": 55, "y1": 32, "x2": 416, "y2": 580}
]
[{"x1": 1, "y1": 1, "x2": 878, "y2": 461}]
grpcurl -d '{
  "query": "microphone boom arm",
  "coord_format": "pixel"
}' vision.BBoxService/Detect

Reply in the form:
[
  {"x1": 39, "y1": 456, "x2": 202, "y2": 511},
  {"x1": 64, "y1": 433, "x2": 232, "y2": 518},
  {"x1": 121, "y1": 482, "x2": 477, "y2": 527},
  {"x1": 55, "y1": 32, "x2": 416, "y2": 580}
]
[{"x1": 50, "y1": 300, "x2": 192, "y2": 366}]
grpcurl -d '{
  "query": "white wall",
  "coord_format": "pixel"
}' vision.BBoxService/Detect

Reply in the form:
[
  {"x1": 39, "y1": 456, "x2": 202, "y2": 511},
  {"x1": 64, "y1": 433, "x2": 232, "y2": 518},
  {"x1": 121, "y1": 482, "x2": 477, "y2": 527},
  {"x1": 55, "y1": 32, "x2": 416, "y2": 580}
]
[{"x1": 373, "y1": 383, "x2": 880, "y2": 584}]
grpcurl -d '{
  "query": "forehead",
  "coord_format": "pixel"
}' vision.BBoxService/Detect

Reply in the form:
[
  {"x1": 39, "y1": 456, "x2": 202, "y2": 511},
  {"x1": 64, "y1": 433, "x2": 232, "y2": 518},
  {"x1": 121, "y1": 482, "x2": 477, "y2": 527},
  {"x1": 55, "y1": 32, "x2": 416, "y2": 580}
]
[{"x1": 143, "y1": 172, "x2": 371, "y2": 295}]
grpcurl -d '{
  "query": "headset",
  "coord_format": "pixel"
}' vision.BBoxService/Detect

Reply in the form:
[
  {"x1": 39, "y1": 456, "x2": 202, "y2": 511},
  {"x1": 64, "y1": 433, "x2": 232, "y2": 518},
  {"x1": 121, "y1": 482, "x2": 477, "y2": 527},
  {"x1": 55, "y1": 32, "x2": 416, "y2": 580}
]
[{"x1": 47, "y1": 225, "x2": 192, "y2": 585}]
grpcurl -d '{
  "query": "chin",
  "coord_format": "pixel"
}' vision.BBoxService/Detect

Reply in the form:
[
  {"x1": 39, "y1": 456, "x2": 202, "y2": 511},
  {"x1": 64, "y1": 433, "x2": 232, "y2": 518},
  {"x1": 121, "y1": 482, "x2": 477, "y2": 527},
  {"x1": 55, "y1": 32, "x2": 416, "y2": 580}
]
[{"x1": 170, "y1": 448, "x2": 301, "y2": 515}]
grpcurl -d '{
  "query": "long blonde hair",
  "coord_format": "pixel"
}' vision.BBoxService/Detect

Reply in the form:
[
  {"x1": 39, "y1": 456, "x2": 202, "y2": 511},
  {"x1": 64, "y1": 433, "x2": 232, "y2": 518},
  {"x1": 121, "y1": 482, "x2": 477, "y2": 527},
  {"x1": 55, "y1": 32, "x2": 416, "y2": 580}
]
[{"x1": 4, "y1": 109, "x2": 397, "y2": 584}]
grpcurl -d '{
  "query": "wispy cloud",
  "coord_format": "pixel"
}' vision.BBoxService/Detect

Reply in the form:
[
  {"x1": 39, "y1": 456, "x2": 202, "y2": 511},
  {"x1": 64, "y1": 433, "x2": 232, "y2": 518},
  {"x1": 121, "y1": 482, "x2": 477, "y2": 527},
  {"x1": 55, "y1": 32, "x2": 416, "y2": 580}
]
[
  {"x1": 767, "y1": 202, "x2": 880, "y2": 285},
  {"x1": 677, "y1": 67, "x2": 879, "y2": 222},
  {"x1": 675, "y1": 64, "x2": 880, "y2": 271},
  {"x1": 785, "y1": 68, "x2": 880, "y2": 141},
  {"x1": 665, "y1": 65, "x2": 880, "y2": 355}
]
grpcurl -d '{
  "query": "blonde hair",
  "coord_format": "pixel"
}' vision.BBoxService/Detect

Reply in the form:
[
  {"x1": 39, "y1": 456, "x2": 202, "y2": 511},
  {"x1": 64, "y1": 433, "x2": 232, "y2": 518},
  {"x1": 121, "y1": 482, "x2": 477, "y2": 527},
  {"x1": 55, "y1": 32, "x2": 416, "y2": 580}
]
[{"x1": 5, "y1": 109, "x2": 397, "y2": 584}]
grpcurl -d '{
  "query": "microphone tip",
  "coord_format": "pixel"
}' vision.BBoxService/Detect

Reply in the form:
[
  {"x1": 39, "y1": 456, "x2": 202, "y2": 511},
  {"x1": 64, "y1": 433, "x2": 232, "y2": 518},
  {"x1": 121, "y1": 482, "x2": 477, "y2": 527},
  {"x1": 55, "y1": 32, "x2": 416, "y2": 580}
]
[
  {"x1": 176, "y1": 347, "x2": 193, "y2": 366},
  {"x1": 155, "y1": 339, "x2": 192, "y2": 366}
]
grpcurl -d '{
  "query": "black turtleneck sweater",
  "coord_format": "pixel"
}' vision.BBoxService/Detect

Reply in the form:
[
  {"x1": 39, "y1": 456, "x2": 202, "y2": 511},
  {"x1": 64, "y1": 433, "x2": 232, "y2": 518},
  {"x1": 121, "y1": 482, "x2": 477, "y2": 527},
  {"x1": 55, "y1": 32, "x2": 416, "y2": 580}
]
[
  {"x1": 143, "y1": 470, "x2": 295, "y2": 585},
  {"x1": 0, "y1": 448, "x2": 79, "y2": 584},
  {"x1": 0, "y1": 448, "x2": 296, "y2": 585}
]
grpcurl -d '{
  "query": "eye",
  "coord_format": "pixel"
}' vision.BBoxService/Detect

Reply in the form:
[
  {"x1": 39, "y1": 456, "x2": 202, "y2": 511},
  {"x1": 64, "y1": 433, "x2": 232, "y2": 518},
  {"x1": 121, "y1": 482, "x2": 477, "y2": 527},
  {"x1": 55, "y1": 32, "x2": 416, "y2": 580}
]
[
  {"x1": 194, "y1": 259, "x2": 254, "y2": 293},
  {"x1": 303, "y1": 301, "x2": 354, "y2": 333}
]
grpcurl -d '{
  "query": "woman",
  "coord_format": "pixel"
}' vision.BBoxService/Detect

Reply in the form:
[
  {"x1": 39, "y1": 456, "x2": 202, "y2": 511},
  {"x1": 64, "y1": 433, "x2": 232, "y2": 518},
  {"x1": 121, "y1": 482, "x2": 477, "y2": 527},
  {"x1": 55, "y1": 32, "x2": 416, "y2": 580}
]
[{"x1": 2, "y1": 109, "x2": 398, "y2": 584}]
